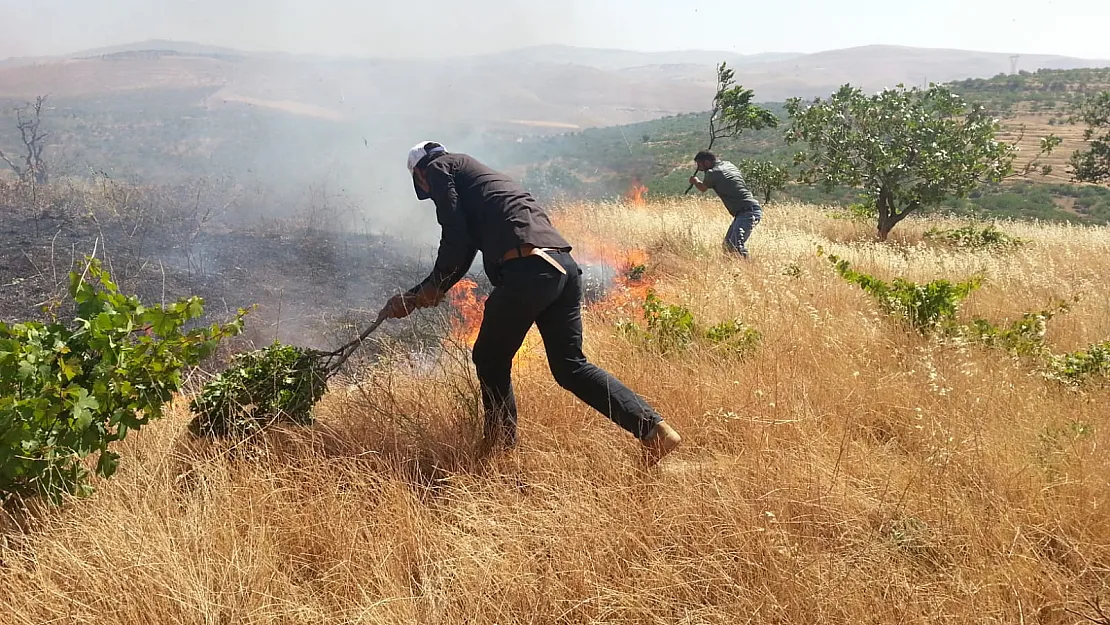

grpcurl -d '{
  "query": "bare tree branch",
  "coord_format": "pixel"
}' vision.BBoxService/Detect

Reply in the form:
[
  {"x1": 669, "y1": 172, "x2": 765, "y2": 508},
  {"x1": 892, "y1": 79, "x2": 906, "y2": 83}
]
[
  {"x1": 2, "y1": 95, "x2": 50, "y2": 184},
  {"x1": 1066, "y1": 597, "x2": 1110, "y2": 625},
  {"x1": 0, "y1": 147, "x2": 20, "y2": 175}
]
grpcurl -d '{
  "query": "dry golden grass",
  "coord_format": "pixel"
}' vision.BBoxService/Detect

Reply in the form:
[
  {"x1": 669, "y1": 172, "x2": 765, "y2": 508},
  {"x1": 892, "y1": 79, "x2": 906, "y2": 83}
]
[{"x1": 3, "y1": 198, "x2": 1110, "y2": 624}]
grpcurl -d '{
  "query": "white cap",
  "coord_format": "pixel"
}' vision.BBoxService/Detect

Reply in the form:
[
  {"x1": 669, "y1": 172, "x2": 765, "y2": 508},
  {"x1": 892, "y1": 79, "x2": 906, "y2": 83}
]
[
  {"x1": 407, "y1": 141, "x2": 447, "y2": 200},
  {"x1": 406, "y1": 141, "x2": 447, "y2": 174}
]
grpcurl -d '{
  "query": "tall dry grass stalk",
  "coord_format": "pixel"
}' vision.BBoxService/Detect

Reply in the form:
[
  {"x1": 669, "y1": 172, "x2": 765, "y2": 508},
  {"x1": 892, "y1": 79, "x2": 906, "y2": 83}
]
[{"x1": 2, "y1": 199, "x2": 1109, "y2": 624}]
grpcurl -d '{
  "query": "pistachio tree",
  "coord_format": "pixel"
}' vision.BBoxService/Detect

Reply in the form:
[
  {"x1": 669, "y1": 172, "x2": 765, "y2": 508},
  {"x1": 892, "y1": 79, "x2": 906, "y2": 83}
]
[
  {"x1": 1070, "y1": 91, "x2": 1110, "y2": 184},
  {"x1": 738, "y1": 159, "x2": 790, "y2": 204},
  {"x1": 785, "y1": 84, "x2": 1049, "y2": 240}
]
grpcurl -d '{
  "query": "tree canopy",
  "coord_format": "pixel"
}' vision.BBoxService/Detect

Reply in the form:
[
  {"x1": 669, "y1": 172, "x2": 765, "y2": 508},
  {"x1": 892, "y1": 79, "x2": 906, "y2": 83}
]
[
  {"x1": 785, "y1": 84, "x2": 1018, "y2": 239},
  {"x1": 1070, "y1": 91, "x2": 1110, "y2": 184}
]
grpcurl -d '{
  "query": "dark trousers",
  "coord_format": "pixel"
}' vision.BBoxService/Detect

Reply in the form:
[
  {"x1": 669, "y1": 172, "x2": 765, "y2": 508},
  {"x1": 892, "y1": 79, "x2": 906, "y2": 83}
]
[{"x1": 471, "y1": 250, "x2": 663, "y2": 448}]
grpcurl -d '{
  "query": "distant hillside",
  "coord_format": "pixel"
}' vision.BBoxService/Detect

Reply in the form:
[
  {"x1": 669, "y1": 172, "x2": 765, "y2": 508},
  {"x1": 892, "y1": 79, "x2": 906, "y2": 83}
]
[
  {"x1": 1, "y1": 41, "x2": 1109, "y2": 220},
  {"x1": 950, "y1": 68, "x2": 1110, "y2": 184},
  {"x1": 480, "y1": 109, "x2": 790, "y2": 199},
  {"x1": 467, "y1": 45, "x2": 803, "y2": 71},
  {"x1": 69, "y1": 39, "x2": 248, "y2": 59},
  {"x1": 2, "y1": 42, "x2": 1107, "y2": 128},
  {"x1": 492, "y1": 67, "x2": 1110, "y2": 224},
  {"x1": 950, "y1": 67, "x2": 1110, "y2": 115}
]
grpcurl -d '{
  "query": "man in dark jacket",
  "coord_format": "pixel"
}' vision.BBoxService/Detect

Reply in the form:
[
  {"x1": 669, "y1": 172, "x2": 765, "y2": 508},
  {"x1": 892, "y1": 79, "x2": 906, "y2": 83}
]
[
  {"x1": 377, "y1": 141, "x2": 682, "y2": 465},
  {"x1": 689, "y1": 150, "x2": 762, "y2": 258}
]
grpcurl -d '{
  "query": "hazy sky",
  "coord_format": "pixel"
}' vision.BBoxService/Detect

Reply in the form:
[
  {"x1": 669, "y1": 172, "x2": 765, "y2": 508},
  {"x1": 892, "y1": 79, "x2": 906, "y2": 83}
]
[{"x1": 1, "y1": 0, "x2": 1108, "y2": 60}]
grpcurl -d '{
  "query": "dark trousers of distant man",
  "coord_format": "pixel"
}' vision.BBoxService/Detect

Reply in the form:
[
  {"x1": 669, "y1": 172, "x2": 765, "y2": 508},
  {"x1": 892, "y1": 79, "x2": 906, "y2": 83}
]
[
  {"x1": 724, "y1": 210, "x2": 761, "y2": 258},
  {"x1": 470, "y1": 250, "x2": 662, "y2": 448}
]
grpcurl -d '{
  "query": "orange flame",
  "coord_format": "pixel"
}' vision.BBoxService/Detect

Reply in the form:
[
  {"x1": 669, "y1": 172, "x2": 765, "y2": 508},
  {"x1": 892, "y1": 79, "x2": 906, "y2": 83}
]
[
  {"x1": 447, "y1": 279, "x2": 483, "y2": 348},
  {"x1": 445, "y1": 278, "x2": 545, "y2": 367},
  {"x1": 625, "y1": 182, "x2": 648, "y2": 207},
  {"x1": 444, "y1": 244, "x2": 654, "y2": 355},
  {"x1": 575, "y1": 243, "x2": 654, "y2": 314},
  {"x1": 610, "y1": 247, "x2": 652, "y2": 307}
]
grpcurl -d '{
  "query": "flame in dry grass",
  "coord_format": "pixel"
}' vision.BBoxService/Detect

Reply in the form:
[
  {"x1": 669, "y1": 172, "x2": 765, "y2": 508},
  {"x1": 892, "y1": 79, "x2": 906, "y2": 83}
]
[
  {"x1": 442, "y1": 244, "x2": 653, "y2": 363},
  {"x1": 625, "y1": 182, "x2": 648, "y2": 207},
  {"x1": 446, "y1": 279, "x2": 483, "y2": 348},
  {"x1": 577, "y1": 243, "x2": 654, "y2": 315},
  {"x1": 445, "y1": 278, "x2": 547, "y2": 368}
]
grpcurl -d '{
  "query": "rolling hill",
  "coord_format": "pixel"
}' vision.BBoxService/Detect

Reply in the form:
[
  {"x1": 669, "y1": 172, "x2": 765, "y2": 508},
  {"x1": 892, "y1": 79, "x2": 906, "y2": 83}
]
[
  {"x1": 1, "y1": 40, "x2": 1108, "y2": 223},
  {"x1": 2, "y1": 41, "x2": 1108, "y2": 129},
  {"x1": 489, "y1": 67, "x2": 1110, "y2": 225}
]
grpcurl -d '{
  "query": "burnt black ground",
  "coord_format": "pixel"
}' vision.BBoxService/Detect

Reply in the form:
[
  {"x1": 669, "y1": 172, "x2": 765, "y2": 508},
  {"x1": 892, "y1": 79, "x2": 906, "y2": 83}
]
[
  {"x1": 1, "y1": 191, "x2": 620, "y2": 371},
  {"x1": 0, "y1": 204, "x2": 443, "y2": 351}
]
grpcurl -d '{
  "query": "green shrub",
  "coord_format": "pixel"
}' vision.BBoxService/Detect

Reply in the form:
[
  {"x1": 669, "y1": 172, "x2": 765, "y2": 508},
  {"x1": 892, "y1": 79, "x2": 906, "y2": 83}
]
[
  {"x1": 619, "y1": 290, "x2": 760, "y2": 356},
  {"x1": 825, "y1": 254, "x2": 982, "y2": 334},
  {"x1": 924, "y1": 224, "x2": 1028, "y2": 250},
  {"x1": 829, "y1": 201, "x2": 877, "y2": 221},
  {"x1": 956, "y1": 298, "x2": 1074, "y2": 358},
  {"x1": 1048, "y1": 340, "x2": 1110, "y2": 384},
  {"x1": 823, "y1": 249, "x2": 1106, "y2": 383},
  {"x1": 0, "y1": 259, "x2": 243, "y2": 503},
  {"x1": 703, "y1": 319, "x2": 762, "y2": 356},
  {"x1": 619, "y1": 291, "x2": 698, "y2": 354},
  {"x1": 188, "y1": 341, "x2": 329, "y2": 437}
]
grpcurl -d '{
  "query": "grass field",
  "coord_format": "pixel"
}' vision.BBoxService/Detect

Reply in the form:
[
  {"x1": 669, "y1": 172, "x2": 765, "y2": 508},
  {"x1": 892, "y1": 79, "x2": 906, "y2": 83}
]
[{"x1": 2, "y1": 198, "x2": 1110, "y2": 624}]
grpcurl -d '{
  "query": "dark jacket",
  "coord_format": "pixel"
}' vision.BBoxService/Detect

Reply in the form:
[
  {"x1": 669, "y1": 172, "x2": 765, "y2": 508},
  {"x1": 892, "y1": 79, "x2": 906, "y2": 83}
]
[{"x1": 408, "y1": 153, "x2": 572, "y2": 293}]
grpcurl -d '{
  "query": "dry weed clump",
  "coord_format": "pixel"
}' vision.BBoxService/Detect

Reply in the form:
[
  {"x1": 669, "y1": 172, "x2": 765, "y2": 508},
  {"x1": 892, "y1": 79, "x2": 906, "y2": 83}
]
[{"x1": 2, "y1": 199, "x2": 1110, "y2": 624}]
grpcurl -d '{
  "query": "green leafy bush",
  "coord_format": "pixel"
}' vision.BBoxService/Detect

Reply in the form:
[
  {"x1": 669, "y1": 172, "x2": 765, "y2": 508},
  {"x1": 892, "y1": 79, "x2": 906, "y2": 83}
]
[
  {"x1": 703, "y1": 319, "x2": 762, "y2": 356},
  {"x1": 0, "y1": 259, "x2": 243, "y2": 503},
  {"x1": 619, "y1": 290, "x2": 760, "y2": 356},
  {"x1": 839, "y1": 201, "x2": 878, "y2": 221},
  {"x1": 826, "y1": 254, "x2": 982, "y2": 334},
  {"x1": 1048, "y1": 340, "x2": 1110, "y2": 384},
  {"x1": 737, "y1": 159, "x2": 790, "y2": 204},
  {"x1": 188, "y1": 341, "x2": 329, "y2": 437},
  {"x1": 620, "y1": 291, "x2": 697, "y2": 354},
  {"x1": 924, "y1": 224, "x2": 1028, "y2": 250},
  {"x1": 824, "y1": 254, "x2": 1100, "y2": 382},
  {"x1": 959, "y1": 300, "x2": 1074, "y2": 357}
]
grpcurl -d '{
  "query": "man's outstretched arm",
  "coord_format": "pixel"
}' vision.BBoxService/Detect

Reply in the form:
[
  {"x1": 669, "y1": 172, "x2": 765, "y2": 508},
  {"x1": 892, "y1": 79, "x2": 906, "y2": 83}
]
[{"x1": 379, "y1": 164, "x2": 477, "y2": 320}]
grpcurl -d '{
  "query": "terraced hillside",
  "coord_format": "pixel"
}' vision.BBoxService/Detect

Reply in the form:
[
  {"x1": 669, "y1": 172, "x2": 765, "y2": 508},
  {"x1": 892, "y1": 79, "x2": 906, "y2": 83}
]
[{"x1": 952, "y1": 68, "x2": 1110, "y2": 184}]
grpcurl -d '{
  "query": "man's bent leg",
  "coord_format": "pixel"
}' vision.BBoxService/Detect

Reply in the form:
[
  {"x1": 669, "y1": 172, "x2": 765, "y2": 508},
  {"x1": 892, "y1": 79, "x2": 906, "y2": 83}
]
[
  {"x1": 471, "y1": 287, "x2": 541, "y2": 450},
  {"x1": 724, "y1": 212, "x2": 758, "y2": 258},
  {"x1": 534, "y1": 253, "x2": 663, "y2": 439},
  {"x1": 723, "y1": 214, "x2": 744, "y2": 256},
  {"x1": 738, "y1": 212, "x2": 760, "y2": 257},
  {"x1": 471, "y1": 257, "x2": 567, "y2": 449}
]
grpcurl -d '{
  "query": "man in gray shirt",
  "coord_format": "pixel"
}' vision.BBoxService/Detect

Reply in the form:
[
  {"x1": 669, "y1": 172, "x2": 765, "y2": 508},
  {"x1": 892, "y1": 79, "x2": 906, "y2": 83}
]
[{"x1": 688, "y1": 150, "x2": 762, "y2": 258}]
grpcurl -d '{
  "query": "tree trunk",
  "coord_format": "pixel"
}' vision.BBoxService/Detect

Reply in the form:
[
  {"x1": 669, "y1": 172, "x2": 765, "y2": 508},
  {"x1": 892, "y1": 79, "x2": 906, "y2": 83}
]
[
  {"x1": 877, "y1": 214, "x2": 895, "y2": 241},
  {"x1": 875, "y1": 186, "x2": 894, "y2": 241},
  {"x1": 874, "y1": 187, "x2": 918, "y2": 241}
]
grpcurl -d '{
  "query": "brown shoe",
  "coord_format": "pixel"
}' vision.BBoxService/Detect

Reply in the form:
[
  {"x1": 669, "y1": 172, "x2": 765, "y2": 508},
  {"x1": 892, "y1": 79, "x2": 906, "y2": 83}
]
[{"x1": 641, "y1": 421, "x2": 682, "y2": 467}]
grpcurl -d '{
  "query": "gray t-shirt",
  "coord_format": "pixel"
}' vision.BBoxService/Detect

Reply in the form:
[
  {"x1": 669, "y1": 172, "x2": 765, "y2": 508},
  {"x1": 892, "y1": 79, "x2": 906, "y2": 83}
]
[{"x1": 702, "y1": 160, "x2": 761, "y2": 216}]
